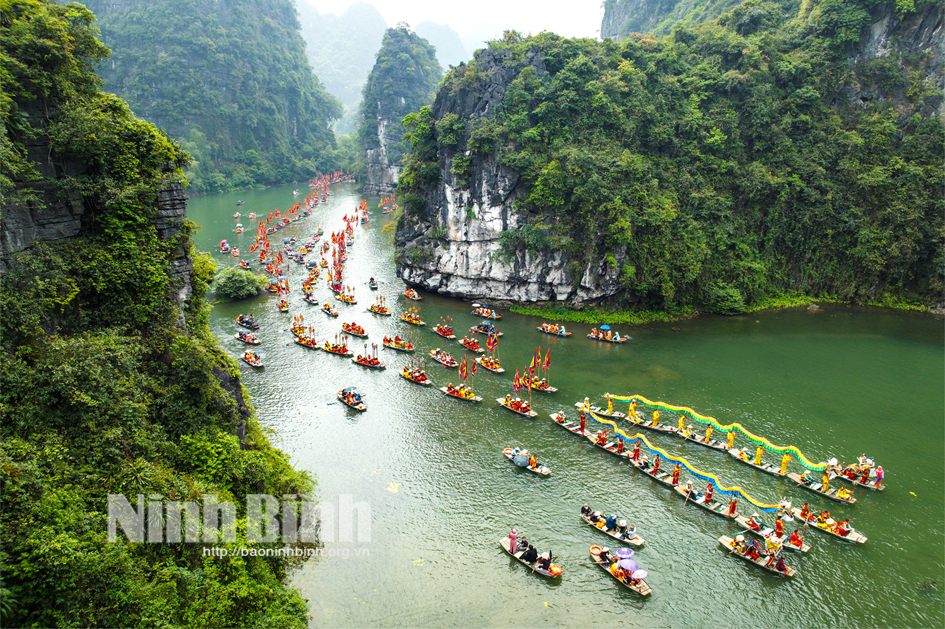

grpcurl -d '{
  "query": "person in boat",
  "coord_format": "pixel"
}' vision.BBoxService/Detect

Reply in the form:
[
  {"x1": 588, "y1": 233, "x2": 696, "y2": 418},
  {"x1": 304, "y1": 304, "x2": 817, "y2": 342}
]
[
  {"x1": 775, "y1": 556, "x2": 788, "y2": 572},
  {"x1": 821, "y1": 470, "x2": 831, "y2": 491},
  {"x1": 598, "y1": 547, "x2": 611, "y2": 563},
  {"x1": 589, "y1": 511, "x2": 604, "y2": 524},
  {"x1": 528, "y1": 454, "x2": 537, "y2": 469},
  {"x1": 615, "y1": 520, "x2": 628, "y2": 537},
  {"x1": 775, "y1": 517, "x2": 784, "y2": 537},
  {"x1": 504, "y1": 394, "x2": 512, "y2": 406},
  {"x1": 799, "y1": 503, "x2": 811, "y2": 520},
  {"x1": 816, "y1": 510, "x2": 830, "y2": 525},
  {"x1": 581, "y1": 504, "x2": 592, "y2": 517},
  {"x1": 728, "y1": 496, "x2": 738, "y2": 517},
  {"x1": 746, "y1": 514, "x2": 762, "y2": 531},
  {"x1": 836, "y1": 519, "x2": 852, "y2": 536},
  {"x1": 579, "y1": 413, "x2": 586, "y2": 435},
  {"x1": 684, "y1": 479, "x2": 695, "y2": 498},
  {"x1": 837, "y1": 486, "x2": 851, "y2": 500},
  {"x1": 590, "y1": 327, "x2": 597, "y2": 337},
  {"x1": 875, "y1": 465, "x2": 884, "y2": 485},
  {"x1": 521, "y1": 544, "x2": 539, "y2": 564},
  {"x1": 631, "y1": 442, "x2": 640, "y2": 461},
  {"x1": 651, "y1": 410, "x2": 660, "y2": 427},
  {"x1": 604, "y1": 514, "x2": 618, "y2": 531},
  {"x1": 704, "y1": 483, "x2": 714, "y2": 503},
  {"x1": 615, "y1": 439, "x2": 624, "y2": 454},
  {"x1": 671, "y1": 464, "x2": 681, "y2": 485},
  {"x1": 652, "y1": 455, "x2": 660, "y2": 474},
  {"x1": 788, "y1": 530, "x2": 802, "y2": 546},
  {"x1": 639, "y1": 455, "x2": 649, "y2": 470},
  {"x1": 537, "y1": 554, "x2": 551, "y2": 571}
]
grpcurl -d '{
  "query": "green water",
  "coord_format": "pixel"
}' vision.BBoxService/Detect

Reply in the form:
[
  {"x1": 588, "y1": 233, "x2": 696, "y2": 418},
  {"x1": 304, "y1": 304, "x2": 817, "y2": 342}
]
[{"x1": 188, "y1": 182, "x2": 945, "y2": 628}]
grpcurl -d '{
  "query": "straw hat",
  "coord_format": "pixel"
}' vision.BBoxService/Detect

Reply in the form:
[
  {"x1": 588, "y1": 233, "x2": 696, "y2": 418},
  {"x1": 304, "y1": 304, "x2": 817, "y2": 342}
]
[
  {"x1": 735, "y1": 535, "x2": 745, "y2": 542},
  {"x1": 619, "y1": 520, "x2": 627, "y2": 527}
]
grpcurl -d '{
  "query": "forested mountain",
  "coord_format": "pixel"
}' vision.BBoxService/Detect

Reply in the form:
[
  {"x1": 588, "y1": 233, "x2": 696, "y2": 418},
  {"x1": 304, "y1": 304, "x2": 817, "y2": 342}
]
[
  {"x1": 1, "y1": 1, "x2": 311, "y2": 625},
  {"x1": 416, "y1": 21, "x2": 470, "y2": 68},
  {"x1": 83, "y1": 0, "x2": 342, "y2": 192},
  {"x1": 394, "y1": 0, "x2": 943, "y2": 312},
  {"x1": 360, "y1": 26, "x2": 442, "y2": 192},
  {"x1": 297, "y1": 0, "x2": 388, "y2": 135},
  {"x1": 602, "y1": 0, "x2": 744, "y2": 39}
]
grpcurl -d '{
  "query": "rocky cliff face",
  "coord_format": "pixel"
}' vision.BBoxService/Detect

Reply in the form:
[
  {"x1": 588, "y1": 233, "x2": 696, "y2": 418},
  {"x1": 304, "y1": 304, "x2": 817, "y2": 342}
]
[
  {"x1": 363, "y1": 115, "x2": 400, "y2": 194},
  {"x1": 394, "y1": 48, "x2": 627, "y2": 306}
]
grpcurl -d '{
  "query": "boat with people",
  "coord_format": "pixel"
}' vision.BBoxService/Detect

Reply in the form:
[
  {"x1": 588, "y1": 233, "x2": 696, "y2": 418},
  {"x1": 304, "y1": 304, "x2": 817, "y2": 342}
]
[
  {"x1": 239, "y1": 259, "x2": 250, "y2": 269},
  {"x1": 787, "y1": 472, "x2": 857, "y2": 504},
  {"x1": 837, "y1": 459, "x2": 886, "y2": 491},
  {"x1": 537, "y1": 323, "x2": 571, "y2": 337},
  {"x1": 404, "y1": 288, "x2": 422, "y2": 301},
  {"x1": 234, "y1": 331, "x2": 260, "y2": 345},
  {"x1": 472, "y1": 306, "x2": 501, "y2": 319},
  {"x1": 400, "y1": 311, "x2": 425, "y2": 326},
  {"x1": 676, "y1": 425, "x2": 729, "y2": 451},
  {"x1": 502, "y1": 447, "x2": 550, "y2": 475},
  {"x1": 499, "y1": 536, "x2": 561, "y2": 579},
  {"x1": 441, "y1": 384, "x2": 483, "y2": 403},
  {"x1": 321, "y1": 303, "x2": 339, "y2": 317},
  {"x1": 302, "y1": 294, "x2": 320, "y2": 306},
  {"x1": 341, "y1": 322, "x2": 367, "y2": 338},
  {"x1": 587, "y1": 326, "x2": 627, "y2": 343},
  {"x1": 433, "y1": 323, "x2": 456, "y2": 339},
  {"x1": 580, "y1": 508, "x2": 644, "y2": 547},
  {"x1": 550, "y1": 411, "x2": 590, "y2": 438},
  {"x1": 719, "y1": 535, "x2": 796, "y2": 577},
  {"x1": 337, "y1": 387, "x2": 366, "y2": 412},
  {"x1": 589, "y1": 546, "x2": 652, "y2": 595},
  {"x1": 322, "y1": 341, "x2": 353, "y2": 357},
  {"x1": 585, "y1": 428, "x2": 633, "y2": 460},
  {"x1": 673, "y1": 483, "x2": 739, "y2": 519},
  {"x1": 789, "y1": 507, "x2": 867, "y2": 543},
  {"x1": 382, "y1": 336, "x2": 414, "y2": 352},
  {"x1": 294, "y1": 335, "x2": 321, "y2": 350},
  {"x1": 734, "y1": 514, "x2": 811, "y2": 552},
  {"x1": 497, "y1": 395, "x2": 537, "y2": 417},
  {"x1": 475, "y1": 356, "x2": 505, "y2": 373},
  {"x1": 368, "y1": 278, "x2": 378, "y2": 290},
  {"x1": 240, "y1": 350, "x2": 263, "y2": 368},
  {"x1": 352, "y1": 354, "x2": 385, "y2": 369},
  {"x1": 729, "y1": 447, "x2": 788, "y2": 477},
  {"x1": 629, "y1": 453, "x2": 677, "y2": 488},
  {"x1": 368, "y1": 299, "x2": 392, "y2": 316},
  {"x1": 470, "y1": 322, "x2": 502, "y2": 337},
  {"x1": 219, "y1": 240, "x2": 230, "y2": 253},
  {"x1": 236, "y1": 314, "x2": 259, "y2": 330},
  {"x1": 622, "y1": 409, "x2": 677, "y2": 434},
  {"x1": 526, "y1": 377, "x2": 557, "y2": 393},
  {"x1": 429, "y1": 348, "x2": 459, "y2": 368},
  {"x1": 277, "y1": 299, "x2": 289, "y2": 313},
  {"x1": 400, "y1": 366, "x2": 432, "y2": 386},
  {"x1": 458, "y1": 336, "x2": 485, "y2": 353},
  {"x1": 335, "y1": 292, "x2": 356, "y2": 304},
  {"x1": 573, "y1": 401, "x2": 628, "y2": 420}
]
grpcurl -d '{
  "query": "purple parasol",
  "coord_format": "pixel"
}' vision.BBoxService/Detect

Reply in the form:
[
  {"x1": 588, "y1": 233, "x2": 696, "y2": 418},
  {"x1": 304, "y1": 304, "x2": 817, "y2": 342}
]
[
  {"x1": 617, "y1": 559, "x2": 638, "y2": 572},
  {"x1": 616, "y1": 548, "x2": 635, "y2": 559}
]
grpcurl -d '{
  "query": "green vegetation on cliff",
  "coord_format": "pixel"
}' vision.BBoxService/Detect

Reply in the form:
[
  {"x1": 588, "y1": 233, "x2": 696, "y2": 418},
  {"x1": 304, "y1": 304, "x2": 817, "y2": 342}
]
[
  {"x1": 1, "y1": 2, "x2": 311, "y2": 626},
  {"x1": 82, "y1": 0, "x2": 343, "y2": 192},
  {"x1": 399, "y1": 1, "x2": 943, "y2": 314},
  {"x1": 359, "y1": 26, "x2": 442, "y2": 179}
]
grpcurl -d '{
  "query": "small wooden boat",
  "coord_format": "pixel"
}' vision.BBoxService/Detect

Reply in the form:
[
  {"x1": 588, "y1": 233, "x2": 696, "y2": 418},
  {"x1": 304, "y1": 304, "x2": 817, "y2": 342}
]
[
  {"x1": 589, "y1": 546, "x2": 652, "y2": 595},
  {"x1": 293, "y1": 338, "x2": 321, "y2": 350},
  {"x1": 404, "y1": 289, "x2": 422, "y2": 301},
  {"x1": 719, "y1": 536, "x2": 796, "y2": 577},
  {"x1": 368, "y1": 305, "x2": 392, "y2": 316},
  {"x1": 335, "y1": 293, "x2": 357, "y2": 304},
  {"x1": 323, "y1": 345, "x2": 353, "y2": 357},
  {"x1": 550, "y1": 412, "x2": 592, "y2": 441},
  {"x1": 321, "y1": 304, "x2": 339, "y2": 317},
  {"x1": 429, "y1": 350, "x2": 458, "y2": 368},
  {"x1": 537, "y1": 324, "x2": 571, "y2": 337},
  {"x1": 277, "y1": 300, "x2": 289, "y2": 313},
  {"x1": 584, "y1": 432, "x2": 633, "y2": 461},
  {"x1": 473, "y1": 307, "x2": 501, "y2": 319},
  {"x1": 400, "y1": 313, "x2": 425, "y2": 326},
  {"x1": 470, "y1": 323, "x2": 502, "y2": 336},
  {"x1": 789, "y1": 508, "x2": 867, "y2": 543},
  {"x1": 734, "y1": 515, "x2": 811, "y2": 552},
  {"x1": 528, "y1": 381, "x2": 558, "y2": 393},
  {"x1": 400, "y1": 368, "x2": 432, "y2": 386},
  {"x1": 352, "y1": 356, "x2": 385, "y2": 370},
  {"x1": 341, "y1": 323, "x2": 367, "y2": 338},
  {"x1": 240, "y1": 351, "x2": 263, "y2": 368},
  {"x1": 383, "y1": 337, "x2": 415, "y2": 352},
  {"x1": 623, "y1": 412, "x2": 677, "y2": 434},
  {"x1": 677, "y1": 429, "x2": 729, "y2": 452},
  {"x1": 475, "y1": 356, "x2": 505, "y2": 373},
  {"x1": 432, "y1": 324, "x2": 456, "y2": 339},
  {"x1": 837, "y1": 465, "x2": 886, "y2": 491},
  {"x1": 729, "y1": 448, "x2": 787, "y2": 478},
  {"x1": 787, "y1": 473, "x2": 857, "y2": 504},
  {"x1": 629, "y1": 456, "x2": 676, "y2": 488},
  {"x1": 337, "y1": 388, "x2": 366, "y2": 412},
  {"x1": 496, "y1": 397, "x2": 537, "y2": 417},
  {"x1": 574, "y1": 402, "x2": 627, "y2": 420},
  {"x1": 580, "y1": 513, "x2": 644, "y2": 547},
  {"x1": 498, "y1": 538, "x2": 561, "y2": 579},
  {"x1": 586, "y1": 333, "x2": 627, "y2": 343},
  {"x1": 458, "y1": 337, "x2": 484, "y2": 353},
  {"x1": 440, "y1": 386, "x2": 483, "y2": 402},
  {"x1": 368, "y1": 279, "x2": 378, "y2": 290},
  {"x1": 673, "y1": 484, "x2": 739, "y2": 520},
  {"x1": 502, "y1": 447, "x2": 550, "y2": 475},
  {"x1": 236, "y1": 316, "x2": 259, "y2": 330},
  {"x1": 234, "y1": 333, "x2": 260, "y2": 345}
]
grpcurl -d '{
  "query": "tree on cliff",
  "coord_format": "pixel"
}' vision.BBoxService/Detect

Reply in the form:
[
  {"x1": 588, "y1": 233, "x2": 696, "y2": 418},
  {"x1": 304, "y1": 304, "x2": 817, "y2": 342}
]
[
  {"x1": 81, "y1": 0, "x2": 343, "y2": 192},
  {"x1": 1, "y1": 2, "x2": 313, "y2": 625},
  {"x1": 358, "y1": 25, "x2": 442, "y2": 189}
]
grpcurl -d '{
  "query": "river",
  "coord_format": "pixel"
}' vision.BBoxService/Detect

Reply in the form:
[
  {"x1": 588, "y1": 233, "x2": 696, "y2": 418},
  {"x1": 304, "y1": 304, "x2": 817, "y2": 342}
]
[{"x1": 188, "y1": 181, "x2": 944, "y2": 628}]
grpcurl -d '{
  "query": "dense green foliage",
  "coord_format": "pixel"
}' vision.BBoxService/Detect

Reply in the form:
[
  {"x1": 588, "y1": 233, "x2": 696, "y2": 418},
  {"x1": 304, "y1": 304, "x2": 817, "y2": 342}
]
[
  {"x1": 359, "y1": 26, "x2": 442, "y2": 175},
  {"x1": 602, "y1": 0, "x2": 747, "y2": 39},
  {"x1": 399, "y1": 2, "x2": 943, "y2": 314},
  {"x1": 214, "y1": 265, "x2": 268, "y2": 300},
  {"x1": 82, "y1": 0, "x2": 343, "y2": 192},
  {"x1": 1, "y1": 2, "x2": 312, "y2": 625}
]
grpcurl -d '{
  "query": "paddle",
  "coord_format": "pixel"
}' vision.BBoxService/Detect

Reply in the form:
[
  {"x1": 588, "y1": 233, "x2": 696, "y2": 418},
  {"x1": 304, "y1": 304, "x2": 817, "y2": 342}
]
[{"x1": 681, "y1": 484, "x2": 692, "y2": 511}]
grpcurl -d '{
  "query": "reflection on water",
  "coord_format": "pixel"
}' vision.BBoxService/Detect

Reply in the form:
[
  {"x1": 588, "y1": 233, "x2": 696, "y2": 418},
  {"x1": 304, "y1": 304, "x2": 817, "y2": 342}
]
[{"x1": 187, "y1": 182, "x2": 945, "y2": 628}]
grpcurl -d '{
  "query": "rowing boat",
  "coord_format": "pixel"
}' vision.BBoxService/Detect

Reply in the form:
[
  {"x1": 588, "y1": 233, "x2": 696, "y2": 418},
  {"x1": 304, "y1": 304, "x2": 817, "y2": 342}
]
[
  {"x1": 573, "y1": 403, "x2": 627, "y2": 420},
  {"x1": 240, "y1": 352, "x2": 264, "y2": 368},
  {"x1": 734, "y1": 515, "x2": 811, "y2": 552},
  {"x1": 580, "y1": 513, "x2": 644, "y2": 547},
  {"x1": 729, "y1": 448, "x2": 787, "y2": 477},
  {"x1": 367, "y1": 305, "x2": 391, "y2": 316},
  {"x1": 537, "y1": 325, "x2": 571, "y2": 337},
  {"x1": 404, "y1": 289, "x2": 422, "y2": 301},
  {"x1": 400, "y1": 314, "x2": 425, "y2": 326},
  {"x1": 293, "y1": 338, "x2": 321, "y2": 350},
  {"x1": 678, "y1": 430, "x2": 729, "y2": 452},
  {"x1": 496, "y1": 398, "x2": 537, "y2": 417},
  {"x1": 323, "y1": 345, "x2": 353, "y2": 357},
  {"x1": 589, "y1": 546, "x2": 651, "y2": 595},
  {"x1": 400, "y1": 369, "x2": 432, "y2": 386},
  {"x1": 234, "y1": 333, "x2": 260, "y2": 345},
  {"x1": 337, "y1": 388, "x2": 366, "y2": 412},
  {"x1": 528, "y1": 382, "x2": 558, "y2": 393},
  {"x1": 788, "y1": 508, "x2": 867, "y2": 543},
  {"x1": 673, "y1": 485, "x2": 739, "y2": 520},
  {"x1": 837, "y1": 466, "x2": 886, "y2": 491},
  {"x1": 786, "y1": 473, "x2": 857, "y2": 504},
  {"x1": 470, "y1": 323, "x2": 502, "y2": 336},
  {"x1": 629, "y1": 456, "x2": 676, "y2": 488},
  {"x1": 498, "y1": 538, "x2": 561, "y2": 578},
  {"x1": 341, "y1": 323, "x2": 367, "y2": 338},
  {"x1": 502, "y1": 447, "x2": 550, "y2": 475},
  {"x1": 432, "y1": 324, "x2": 456, "y2": 339},
  {"x1": 719, "y1": 536, "x2": 796, "y2": 577},
  {"x1": 586, "y1": 334, "x2": 627, "y2": 344},
  {"x1": 473, "y1": 308, "x2": 501, "y2": 319},
  {"x1": 383, "y1": 337, "x2": 415, "y2": 352},
  {"x1": 584, "y1": 432, "x2": 632, "y2": 461},
  {"x1": 236, "y1": 316, "x2": 259, "y2": 330},
  {"x1": 475, "y1": 356, "x2": 505, "y2": 373},
  {"x1": 352, "y1": 357, "x2": 385, "y2": 370},
  {"x1": 429, "y1": 350, "x2": 458, "y2": 368},
  {"x1": 550, "y1": 412, "x2": 588, "y2": 438},
  {"x1": 458, "y1": 337, "x2": 485, "y2": 353},
  {"x1": 623, "y1": 413, "x2": 676, "y2": 434},
  {"x1": 321, "y1": 304, "x2": 339, "y2": 317},
  {"x1": 440, "y1": 386, "x2": 483, "y2": 402}
]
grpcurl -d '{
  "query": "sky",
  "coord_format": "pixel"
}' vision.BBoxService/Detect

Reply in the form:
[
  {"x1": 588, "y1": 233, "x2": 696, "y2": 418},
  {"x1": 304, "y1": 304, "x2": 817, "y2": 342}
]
[{"x1": 302, "y1": 0, "x2": 606, "y2": 41}]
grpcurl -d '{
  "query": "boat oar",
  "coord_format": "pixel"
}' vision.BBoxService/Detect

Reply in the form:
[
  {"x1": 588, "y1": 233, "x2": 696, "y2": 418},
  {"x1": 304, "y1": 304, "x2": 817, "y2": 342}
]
[{"x1": 681, "y1": 485, "x2": 692, "y2": 511}]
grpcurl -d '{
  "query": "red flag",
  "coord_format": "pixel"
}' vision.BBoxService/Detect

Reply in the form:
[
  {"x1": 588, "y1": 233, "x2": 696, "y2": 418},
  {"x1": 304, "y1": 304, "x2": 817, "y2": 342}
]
[
  {"x1": 459, "y1": 355, "x2": 468, "y2": 381},
  {"x1": 513, "y1": 369, "x2": 521, "y2": 392},
  {"x1": 543, "y1": 348, "x2": 551, "y2": 370},
  {"x1": 471, "y1": 359, "x2": 477, "y2": 377}
]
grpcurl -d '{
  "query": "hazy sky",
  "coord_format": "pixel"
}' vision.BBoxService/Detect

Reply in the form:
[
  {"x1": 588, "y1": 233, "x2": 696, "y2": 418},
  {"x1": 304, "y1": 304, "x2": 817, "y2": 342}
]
[{"x1": 302, "y1": 0, "x2": 606, "y2": 40}]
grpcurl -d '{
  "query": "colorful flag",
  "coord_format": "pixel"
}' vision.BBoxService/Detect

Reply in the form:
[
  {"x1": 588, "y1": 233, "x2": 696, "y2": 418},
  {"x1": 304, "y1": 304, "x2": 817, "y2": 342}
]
[
  {"x1": 471, "y1": 358, "x2": 477, "y2": 377},
  {"x1": 543, "y1": 348, "x2": 551, "y2": 370},
  {"x1": 513, "y1": 369, "x2": 521, "y2": 392},
  {"x1": 459, "y1": 355, "x2": 468, "y2": 381}
]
